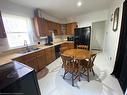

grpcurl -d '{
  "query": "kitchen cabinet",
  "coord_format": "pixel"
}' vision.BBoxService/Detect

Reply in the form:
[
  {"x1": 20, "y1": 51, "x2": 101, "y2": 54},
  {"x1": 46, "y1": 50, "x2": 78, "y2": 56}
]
[
  {"x1": 56, "y1": 23, "x2": 63, "y2": 35},
  {"x1": 33, "y1": 17, "x2": 47, "y2": 37},
  {"x1": 34, "y1": 17, "x2": 76, "y2": 36},
  {"x1": 0, "y1": 11, "x2": 6, "y2": 38},
  {"x1": 14, "y1": 52, "x2": 39, "y2": 72},
  {"x1": 47, "y1": 20, "x2": 61, "y2": 35},
  {"x1": 54, "y1": 23, "x2": 61, "y2": 35},
  {"x1": 25, "y1": 57, "x2": 39, "y2": 72},
  {"x1": 47, "y1": 20, "x2": 56, "y2": 30},
  {"x1": 14, "y1": 47, "x2": 56, "y2": 72},
  {"x1": 45, "y1": 47, "x2": 56, "y2": 64},
  {"x1": 36, "y1": 50, "x2": 47, "y2": 71},
  {"x1": 66, "y1": 22, "x2": 77, "y2": 35}
]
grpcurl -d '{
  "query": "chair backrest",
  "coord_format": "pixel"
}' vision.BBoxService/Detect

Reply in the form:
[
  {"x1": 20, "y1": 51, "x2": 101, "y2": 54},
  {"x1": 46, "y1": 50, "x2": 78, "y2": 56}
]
[
  {"x1": 78, "y1": 53, "x2": 96, "y2": 68},
  {"x1": 61, "y1": 54, "x2": 74, "y2": 66},
  {"x1": 60, "y1": 47, "x2": 68, "y2": 53},
  {"x1": 88, "y1": 54, "x2": 97, "y2": 67},
  {"x1": 77, "y1": 45, "x2": 88, "y2": 50}
]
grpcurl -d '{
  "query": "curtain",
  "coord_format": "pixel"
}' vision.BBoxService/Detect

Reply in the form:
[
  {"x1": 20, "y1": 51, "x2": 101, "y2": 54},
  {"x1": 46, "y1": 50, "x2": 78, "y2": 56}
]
[
  {"x1": 112, "y1": 0, "x2": 127, "y2": 92},
  {"x1": 0, "y1": 11, "x2": 6, "y2": 38},
  {"x1": 2, "y1": 13, "x2": 36, "y2": 47}
]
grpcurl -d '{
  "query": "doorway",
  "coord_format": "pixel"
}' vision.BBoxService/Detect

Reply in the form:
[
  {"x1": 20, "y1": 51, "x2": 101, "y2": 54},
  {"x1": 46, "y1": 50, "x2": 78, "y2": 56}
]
[{"x1": 91, "y1": 21, "x2": 106, "y2": 51}]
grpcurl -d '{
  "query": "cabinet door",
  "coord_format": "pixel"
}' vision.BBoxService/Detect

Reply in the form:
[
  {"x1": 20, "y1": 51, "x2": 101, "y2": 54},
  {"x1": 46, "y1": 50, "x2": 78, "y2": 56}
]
[
  {"x1": 37, "y1": 50, "x2": 47, "y2": 71},
  {"x1": 25, "y1": 57, "x2": 39, "y2": 72},
  {"x1": 70, "y1": 23, "x2": 77, "y2": 35},
  {"x1": 14, "y1": 53, "x2": 39, "y2": 72},
  {"x1": 45, "y1": 47, "x2": 52, "y2": 64},
  {"x1": 45, "y1": 47, "x2": 55, "y2": 65},
  {"x1": 51, "y1": 47, "x2": 56, "y2": 61},
  {"x1": 47, "y1": 20, "x2": 54, "y2": 30},
  {"x1": 66, "y1": 22, "x2": 77, "y2": 35},
  {"x1": 66, "y1": 23, "x2": 71, "y2": 35},
  {"x1": 14, "y1": 57, "x2": 25, "y2": 63},
  {"x1": 56, "y1": 23, "x2": 61, "y2": 35},
  {"x1": 47, "y1": 20, "x2": 51, "y2": 30},
  {"x1": 33, "y1": 17, "x2": 46, "y2": 37}
]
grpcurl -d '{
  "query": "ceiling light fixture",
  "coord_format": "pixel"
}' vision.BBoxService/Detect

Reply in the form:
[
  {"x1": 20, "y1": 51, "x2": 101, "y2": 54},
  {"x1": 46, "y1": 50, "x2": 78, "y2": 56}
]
[{"x1": 77, "y1": 1, "x2": 82, "y2": 7}]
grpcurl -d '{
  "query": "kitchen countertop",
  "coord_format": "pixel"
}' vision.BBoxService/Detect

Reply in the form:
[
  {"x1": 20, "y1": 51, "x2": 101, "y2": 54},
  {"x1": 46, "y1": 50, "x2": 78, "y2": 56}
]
[{"x1": 0, "y1": 41, "x2": 74, "y2": 65}]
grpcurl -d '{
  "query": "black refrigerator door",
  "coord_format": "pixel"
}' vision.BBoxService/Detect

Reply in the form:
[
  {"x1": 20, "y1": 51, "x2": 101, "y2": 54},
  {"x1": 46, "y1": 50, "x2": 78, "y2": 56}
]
[
  {"x1": 74, "y1": 28, "x2": 80, "y2": 48},
  {"x1": 74, "y1": 27, "x2": 91, "y2": 49},
  {"x1": 79, "y1": 27, "x2": 91, "y2": 45}
]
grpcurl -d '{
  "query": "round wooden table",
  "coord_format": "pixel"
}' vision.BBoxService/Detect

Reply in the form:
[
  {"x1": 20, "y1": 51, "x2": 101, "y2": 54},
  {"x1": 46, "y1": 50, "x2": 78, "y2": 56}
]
[{"x1": 63, "y1": 49, "x2": 92, "y2": 59}]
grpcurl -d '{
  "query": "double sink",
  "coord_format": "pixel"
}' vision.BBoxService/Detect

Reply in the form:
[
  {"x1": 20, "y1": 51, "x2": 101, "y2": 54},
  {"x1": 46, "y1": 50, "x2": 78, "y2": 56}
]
[
  {"x1": 19, "y1": 44, "x2": 54, "y2": 54},
  {"x1": 19, "y1": 46, "x2": 41, "y2": 54}
]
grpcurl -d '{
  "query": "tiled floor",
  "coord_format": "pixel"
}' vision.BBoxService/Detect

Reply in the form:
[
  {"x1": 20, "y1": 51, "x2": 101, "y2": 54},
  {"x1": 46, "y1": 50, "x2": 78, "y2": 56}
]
[{"x1": 38, "y1": 53, "x2": 123, "y2": 95}]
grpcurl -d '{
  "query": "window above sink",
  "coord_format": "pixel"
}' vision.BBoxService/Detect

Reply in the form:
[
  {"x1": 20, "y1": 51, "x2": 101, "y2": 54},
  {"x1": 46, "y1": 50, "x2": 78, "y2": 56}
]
[{"x1": 2, "y1": 13, "x2": 34, "y2": 48}]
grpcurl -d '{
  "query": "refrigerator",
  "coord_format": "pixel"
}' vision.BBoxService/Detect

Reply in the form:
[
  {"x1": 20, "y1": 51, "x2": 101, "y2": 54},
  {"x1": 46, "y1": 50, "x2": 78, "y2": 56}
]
[{"x1": 74, "y1": 26, "x2": 91, "y2": 49}]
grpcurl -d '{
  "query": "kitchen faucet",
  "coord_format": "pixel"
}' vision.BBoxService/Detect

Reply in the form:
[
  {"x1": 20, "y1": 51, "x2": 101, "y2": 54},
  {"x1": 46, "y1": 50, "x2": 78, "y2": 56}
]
[{"x1": 24, "y1": 40, "x2": 30, "y2": 52}]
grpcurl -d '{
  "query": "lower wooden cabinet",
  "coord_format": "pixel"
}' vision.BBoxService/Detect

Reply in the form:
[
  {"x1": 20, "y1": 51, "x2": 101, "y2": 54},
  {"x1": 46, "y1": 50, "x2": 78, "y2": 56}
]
[
  {"x1": 25, "y1": 57, "x2": 39, "y2": 72},
  {"x1": 14, "y1": 53, "x2": 39, "y2": 72},
  {"x1": 36, "y1": 50, "x2": 47, "y2": 71},
  {"x1": 14, "y1": 47, "x2": 56, "y2": 72},
  {"x1": 45, "y1": 47, "x2": 56, "y2": 64}
]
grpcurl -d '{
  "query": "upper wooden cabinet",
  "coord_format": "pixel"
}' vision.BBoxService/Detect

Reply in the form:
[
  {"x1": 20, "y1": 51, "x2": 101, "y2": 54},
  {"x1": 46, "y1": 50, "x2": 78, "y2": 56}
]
[
  {"x1": 66, "y1": 22, "x2": 77, "y2": 35},
  {"x1": 0, "y1": 11, "x2": 6, "y2": 38},
  {"x1": 55, "y1": 23, "x2": 61, "y2": 35},
  {"x1": 33, "y1": 17, "x2": 47, "y2": 37},
  {"x1": 47, "y1": 20, "x2": 61, "y2": 35},
  {"x1": 33, "y1": 17, "x2": 77, "y2": 36}
]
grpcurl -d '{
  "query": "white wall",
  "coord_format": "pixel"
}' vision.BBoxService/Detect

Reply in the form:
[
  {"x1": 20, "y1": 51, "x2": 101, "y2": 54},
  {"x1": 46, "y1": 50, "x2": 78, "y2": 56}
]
[
  {"x1": 40, "y1": 10, "x2": 63, "y2": 23},
  {"x1": 103, "y1": 0, "x2": 124, "y2": 66},
  {"x1": 67, "y1": 9, "x2": 109, "y2": 27},
  {"x1": 0, "y1": 0, "x2": 34, "y2": 18}
]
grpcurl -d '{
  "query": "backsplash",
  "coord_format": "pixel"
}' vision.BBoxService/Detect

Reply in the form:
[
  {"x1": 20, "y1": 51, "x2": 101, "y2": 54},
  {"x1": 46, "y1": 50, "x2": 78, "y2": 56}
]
[{"x1": 39, "y1": 35, "x2": 63, "y2": 44}]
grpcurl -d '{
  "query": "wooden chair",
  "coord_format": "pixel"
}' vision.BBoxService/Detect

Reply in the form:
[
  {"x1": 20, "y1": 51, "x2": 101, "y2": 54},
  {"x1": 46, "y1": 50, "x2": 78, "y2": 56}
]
[
  {"x1": 77, "y1": 45, "x2": 88, "y2": 50},
  {"x1": 61, "y1": 54, "x2": 81, "y2": 86},
  {"x1": 60, "y1": 47, "x2": 68, "y2": 53},
  {"x1": 79, "y1": 53, "x2": 97, "y2": 82}
]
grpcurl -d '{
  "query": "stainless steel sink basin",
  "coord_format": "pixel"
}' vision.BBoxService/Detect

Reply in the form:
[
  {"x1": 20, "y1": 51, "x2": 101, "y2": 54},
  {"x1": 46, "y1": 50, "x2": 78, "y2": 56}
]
[{"x1": 19, "y1": 47, "x2": 40, "y2": 54}]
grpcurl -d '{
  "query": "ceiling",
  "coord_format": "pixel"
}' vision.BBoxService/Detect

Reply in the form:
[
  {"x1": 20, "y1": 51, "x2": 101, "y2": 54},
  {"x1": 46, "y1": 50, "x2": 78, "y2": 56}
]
[{"x1": 9, "y1": 0, "x2": 113, "y2": 19}]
